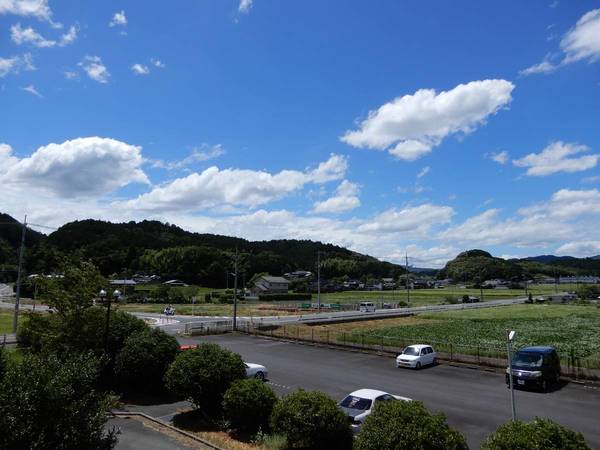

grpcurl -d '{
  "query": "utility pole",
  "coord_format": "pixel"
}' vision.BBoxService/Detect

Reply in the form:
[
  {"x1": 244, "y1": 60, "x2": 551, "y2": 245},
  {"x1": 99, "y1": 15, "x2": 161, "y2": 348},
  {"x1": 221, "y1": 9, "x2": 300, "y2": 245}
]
[
  {"x1": 405, "y1": 252, "x2": 410, "y2": 306},
  {"x1": 233, "y1": 247, "x2": 238, "y2": 331},
  {"x1": 317, "y1": 251, "x2": 321, "y2": 313},
  {"x1": 12, "y1": 215, "x2": 27, "y2": 333},
  {"x1": 480, "y1": 269, "x2": 484, "y2": 302}
]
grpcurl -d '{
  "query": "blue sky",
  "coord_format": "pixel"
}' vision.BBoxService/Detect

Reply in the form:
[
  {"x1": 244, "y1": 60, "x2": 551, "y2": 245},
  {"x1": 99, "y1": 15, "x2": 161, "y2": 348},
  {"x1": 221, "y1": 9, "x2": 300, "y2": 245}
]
[{"x1": 1, "y1": 0, "x2": 600, "y2": 267}]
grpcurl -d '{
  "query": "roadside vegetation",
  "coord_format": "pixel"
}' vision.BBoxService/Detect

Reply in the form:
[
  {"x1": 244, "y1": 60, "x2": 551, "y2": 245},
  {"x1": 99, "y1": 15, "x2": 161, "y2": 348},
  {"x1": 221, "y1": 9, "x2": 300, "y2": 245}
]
[{"x1": 0, "y1": 311, "x2": 12, "y2": 334}]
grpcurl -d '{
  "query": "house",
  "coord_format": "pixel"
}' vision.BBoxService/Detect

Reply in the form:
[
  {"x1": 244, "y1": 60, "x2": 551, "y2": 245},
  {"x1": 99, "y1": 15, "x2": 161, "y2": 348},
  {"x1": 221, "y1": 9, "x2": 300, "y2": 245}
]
[
  {"x1": 109, "y1": 279, "x2": 137, "y2": 295},
  {"x1": 251, "y1": 275, "x2": 289, "y2": 295}
]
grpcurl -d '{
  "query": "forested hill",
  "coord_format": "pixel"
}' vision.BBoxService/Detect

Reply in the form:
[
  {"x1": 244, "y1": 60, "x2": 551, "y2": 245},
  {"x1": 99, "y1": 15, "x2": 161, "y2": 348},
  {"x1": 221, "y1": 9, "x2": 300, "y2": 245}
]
[{"x1": 1, "y1": 215, "x2": 405, "y2": 286}]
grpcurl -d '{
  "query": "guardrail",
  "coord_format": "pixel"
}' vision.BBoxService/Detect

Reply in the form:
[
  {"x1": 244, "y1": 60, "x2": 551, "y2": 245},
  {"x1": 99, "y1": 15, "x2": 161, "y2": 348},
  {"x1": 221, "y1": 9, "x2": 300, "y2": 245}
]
[{"x1": 184, "y1": 320, "x2": 233, "y2": 335}]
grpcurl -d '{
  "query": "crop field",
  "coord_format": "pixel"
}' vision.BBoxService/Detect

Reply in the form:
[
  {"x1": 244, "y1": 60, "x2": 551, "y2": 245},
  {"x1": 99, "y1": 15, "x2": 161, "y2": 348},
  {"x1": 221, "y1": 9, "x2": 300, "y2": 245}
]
[
  {"x1": 350, "y1": 304, "x2": 600, "y2": 360},
  {"x1": 118, "y1": 302, "x2": 298, "y2": 317}
]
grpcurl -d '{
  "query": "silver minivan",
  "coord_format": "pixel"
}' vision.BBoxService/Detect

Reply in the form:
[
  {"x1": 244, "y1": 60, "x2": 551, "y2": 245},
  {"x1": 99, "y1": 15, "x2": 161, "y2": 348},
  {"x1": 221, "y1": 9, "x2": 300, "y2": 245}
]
[{"x1": 359, "y1": 301, "x2": 376, "y2": 312}]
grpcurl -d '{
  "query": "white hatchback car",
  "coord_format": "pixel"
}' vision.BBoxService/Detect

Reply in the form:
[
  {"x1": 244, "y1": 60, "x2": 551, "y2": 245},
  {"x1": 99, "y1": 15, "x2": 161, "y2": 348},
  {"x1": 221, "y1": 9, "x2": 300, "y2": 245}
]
[
  {"x1": 396, "y1": 344, "x2": 437, "y2": 369},
  {"x1": 244, "y1": 362, "x2": 268, "y2": 380},
  {"x1": 338, "y1": 389, "x2": 411, "y2": 430}
]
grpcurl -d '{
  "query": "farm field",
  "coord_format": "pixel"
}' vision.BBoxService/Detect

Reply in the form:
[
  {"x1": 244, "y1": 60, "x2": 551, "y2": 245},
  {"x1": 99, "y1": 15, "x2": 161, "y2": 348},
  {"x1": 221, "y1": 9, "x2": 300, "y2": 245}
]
[
  {"x1": 337, "y1": 304, "x2": 600, "y2": 361},
  {"x1": 118, "y1": 302, "x2": 298, "y2": 317}
]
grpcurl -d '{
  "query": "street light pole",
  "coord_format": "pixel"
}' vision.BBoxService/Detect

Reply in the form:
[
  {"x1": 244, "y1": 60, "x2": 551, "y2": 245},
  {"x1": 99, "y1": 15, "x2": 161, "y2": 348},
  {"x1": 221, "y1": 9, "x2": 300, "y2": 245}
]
[
  {"x1": 12, "y1": 215, "x2": 27, "y2": 333},
  {"x1": 233, "y1": 247, "x2": 238, "y2": 331},
  {"x1": 506, "y1": 330, "x2": 517, "y2": 421},
  {"x1": 317, "y1": 251, "x2": 321, "y2": 313},
  {"x1": 405, "y1": 253, "x2": 410, "y2": 306}
]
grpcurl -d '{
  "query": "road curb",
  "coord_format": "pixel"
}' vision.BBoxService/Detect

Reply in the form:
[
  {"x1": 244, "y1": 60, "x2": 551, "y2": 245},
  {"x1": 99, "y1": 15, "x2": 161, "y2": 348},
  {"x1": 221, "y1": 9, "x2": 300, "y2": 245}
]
[{"x1": 111, "y1": 411, "x2": 224, "y2": 449}]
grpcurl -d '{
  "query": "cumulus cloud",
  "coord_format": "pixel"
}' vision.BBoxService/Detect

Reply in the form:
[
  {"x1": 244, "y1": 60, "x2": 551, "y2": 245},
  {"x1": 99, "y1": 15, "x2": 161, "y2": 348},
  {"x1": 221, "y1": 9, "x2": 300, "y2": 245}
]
[
  {"x1": 109, "y1": 10, "x2": 127, "y2": 27},
  {"x1": 513, "y1": 141, "x2": 599, "y2": 176},
  {"x1": 10, "y1": 23, "x2": 77, "y2": 47},
  {"x1": 120, "y1": 154, "x2": 348, "y2": 213},
  {"x1": 0, "y1": 53, "x2": 34, "y2": 77},
  {"x1": 313, "y1": 180, "x2": 360, "y2": 213},
  {"x1": 131, "y1": 63, "x2": 150, "y2": 75},
  {"x1": 522, "y1": 9, "x2": 600, "y2": 75},
  {"x1": 150, "y1": 144, "x2": 225, "y2": 170},
  {"x1": 341, "y1": 79, "x2": 514, "y2": 161},
  {"x1": 0, "y1": 0, "x2": 56, "y2": 25},
  {"x1": 0, "y1": 137, "x2": 149, "y2": 197},
  {"x1": 522, "y1": 188, "x2": 600, "y2": 219},
  {"x1": 358, "y1": 204, "x2": 454, "y2": 236},
  {"x1": 79, "y1": 56, "x2": 110, "y2": 84},
  {"x1": 555, "y1": 241, "x2": 600, "y2": 257},
  {"x1": 151, "y1": 58, "x2": 165, "y2": 68},
  {"x1": 489, "y1": 150, "x2": 509, "y2": 165},
  {"x1": 238, "y1": 0, "x2": 252, "y2": 14}
]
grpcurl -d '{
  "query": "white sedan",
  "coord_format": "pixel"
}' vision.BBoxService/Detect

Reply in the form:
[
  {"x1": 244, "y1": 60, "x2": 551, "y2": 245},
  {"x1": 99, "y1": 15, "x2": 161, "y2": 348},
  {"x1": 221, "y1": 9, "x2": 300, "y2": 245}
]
[
  {"x1": 338, "y1": 389, "x2": 411, "y2": 430},
  {"x1": 244, "y1": 362, "x2": 268, "y2": 380},
  {"x1": 396, "y1": 344, "x2": 437, "y2": 369}
]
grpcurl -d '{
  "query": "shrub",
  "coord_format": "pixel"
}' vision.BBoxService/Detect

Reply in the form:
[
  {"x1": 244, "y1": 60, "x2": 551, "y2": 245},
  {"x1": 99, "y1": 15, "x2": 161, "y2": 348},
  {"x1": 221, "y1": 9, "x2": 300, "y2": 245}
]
[
  {"x1": 444, "y1": 295, "x2": 459, "y2": 305},
  {"x1": 270, "y1": 389, "x2": 352, "y2": 450},
  {"x1": 165, "y1": 343, "x2": 246, "y2": 415},
  {"x1": 0, "y1": 352, "x2": 117, "y2": 450},
  {"x1": 481, "y1": 418, "x2": 591, "y2": 450},
  {"x1": 0, "y1": 347, "x2": 7, "y2": 379},
  {"x1": 354, "y1": 400, "x2": 468, "y2": 450},
  {"x1": 223, "y1": 378, "x2": 278, "y2": 434},
  {"x1": 114, "y1": 327, "x2": 180, "y2": 395}
]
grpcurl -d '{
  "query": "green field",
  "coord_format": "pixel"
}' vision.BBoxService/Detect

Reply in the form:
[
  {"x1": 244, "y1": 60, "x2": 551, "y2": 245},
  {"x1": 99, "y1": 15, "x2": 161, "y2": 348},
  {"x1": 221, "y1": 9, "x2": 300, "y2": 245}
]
[
  {"x1": 0, "y1": 311, "x2": 12, "y2": 334},
  {"x1": 318, "y1": 283, "x2": 581, "y2": 305},
  {"x1": 355, "y1": 304, "x2": 600, "y2": 360},
  {"x1": 119, "y1": 302, "x2": 298, "y2": 317}
]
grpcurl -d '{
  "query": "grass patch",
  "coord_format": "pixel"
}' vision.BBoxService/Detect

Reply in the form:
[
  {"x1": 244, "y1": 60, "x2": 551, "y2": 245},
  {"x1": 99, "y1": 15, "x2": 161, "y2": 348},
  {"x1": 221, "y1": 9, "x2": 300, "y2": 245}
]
[
  {"x1": 118, "y1": 302, "x2": 298, "y2": 317},
  {"x1": 354, "y1": 304, "x2": 600, "y2": 360},
  {"x1": 0, "y1": 311, "x2": 13, "y2": 335}
]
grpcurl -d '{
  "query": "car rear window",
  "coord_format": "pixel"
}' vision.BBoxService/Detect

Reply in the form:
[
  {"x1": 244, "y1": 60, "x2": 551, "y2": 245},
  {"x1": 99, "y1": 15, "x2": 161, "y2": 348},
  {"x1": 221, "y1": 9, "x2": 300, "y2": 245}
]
[{"x1": 339, "y1": 396, "x2": 372, "y2": 410}]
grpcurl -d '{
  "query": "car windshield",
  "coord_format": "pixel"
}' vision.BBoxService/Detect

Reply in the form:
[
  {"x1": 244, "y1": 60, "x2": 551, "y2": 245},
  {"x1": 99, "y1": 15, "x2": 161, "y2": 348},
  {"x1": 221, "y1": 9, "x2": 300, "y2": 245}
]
[
  {"x1": 512, "y1": 352, "x2": 543, "y2": 369},
  {"x1": 339, "y1": 396, "x2": 372, "y2": 410},
  {"x1": 402, "y1": 347, "x2": 420, "y2": 356}
]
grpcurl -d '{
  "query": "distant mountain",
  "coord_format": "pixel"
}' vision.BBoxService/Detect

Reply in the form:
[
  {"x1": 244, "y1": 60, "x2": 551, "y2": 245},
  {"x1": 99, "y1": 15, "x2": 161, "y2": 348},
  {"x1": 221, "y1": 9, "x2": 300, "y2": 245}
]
[{"x1": 0, "y1": 214, "x2": 405, "y2": 287}]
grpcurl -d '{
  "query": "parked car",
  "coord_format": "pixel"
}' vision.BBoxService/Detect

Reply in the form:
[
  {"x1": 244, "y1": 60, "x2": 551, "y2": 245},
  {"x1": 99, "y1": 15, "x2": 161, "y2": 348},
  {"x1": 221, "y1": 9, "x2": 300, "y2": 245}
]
[
  {"x1": 245, "y1": 362, "x2": 268, "y2": 380},
  {"x1": 359, "y1": 302, "x2": 376, "y2": 312},
  {"x1": 461, "y1": 295, "x2": 480, "y2": 303},
  {"x1": 396, "y1": 344, "x2": 437, "y2": 369},
  {"x1": 163, "y1": 305, "x2": 176, "y2": 315},
  {"x1": 505, "y1": 346, "x2": 561, "y2": 392},
  {"x1": 338, "y1": 389, "x2": 411, "y2": 430}
]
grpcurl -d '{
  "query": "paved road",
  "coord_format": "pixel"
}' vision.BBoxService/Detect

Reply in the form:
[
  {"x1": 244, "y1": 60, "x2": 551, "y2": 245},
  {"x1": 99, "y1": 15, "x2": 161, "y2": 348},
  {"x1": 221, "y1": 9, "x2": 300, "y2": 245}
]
[
  {"x1": 111, "y1": 417, "x2": 197, "y2": 450},
  {"x1": 180, "y1": 333, "x2": 600, "y2": 449}
]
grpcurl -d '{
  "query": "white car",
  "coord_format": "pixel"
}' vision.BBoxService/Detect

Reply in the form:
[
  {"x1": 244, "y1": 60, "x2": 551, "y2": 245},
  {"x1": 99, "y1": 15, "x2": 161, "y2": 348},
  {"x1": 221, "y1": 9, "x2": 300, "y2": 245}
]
[
  {"x1": 338, "y1": 389, "x2": 411, "y2": 430},
  {"x1": 244, "y1": 362, "x2": 268, "y2": 381},
  {"x1": 396, "y1": 344, "x2": 437, "y2": 369}
]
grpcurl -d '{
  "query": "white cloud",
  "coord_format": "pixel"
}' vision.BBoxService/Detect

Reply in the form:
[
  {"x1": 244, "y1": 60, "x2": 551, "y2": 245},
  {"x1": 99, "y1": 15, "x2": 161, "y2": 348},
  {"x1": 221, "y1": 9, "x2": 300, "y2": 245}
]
[
  {"x1": 522, "y1": 188, "x2": 600, "y2": 219},
  {"x1": 520, "y1": 60, "x2": 557, "y2": 76},
  {"x1": 0, "y1": 137, "x2": 149, "y2": 197},
  {"x1": 150, "y1": 144, "x2": 225, "y2": 170},
  {"x1": 358, "y1": 204, "x2": 454, "y2": 236},
  {"x1": 238, "y1": 0, "x2": 253, "y2": 14},
  {"x1": 555, "y1": 241, "x2": 600, "y2": 257},
  {"x1": 561, "y1": 9, "x2": 600, "y2": 64},
  {"x1": 109, "y1": 10, "x2": 127, "y2": 27},
  {"x1": 10, "y1": 23, "x2": 76, "y2": 47},
  {"x1": 581, "y1": 175, "x2": 600, "y2": 184},
  {"x1": 0, "y1": 0, "x2": 54, "y2": 23},
  {"x1": 489, "y1": 150, "x2": 509, "y2": 164},
  {"x1": 417, "y1": 166, "x2": 430, "y2": 178},
  {"x1": 79, "y1": 56, "x2": 110, "y2": 84},
  {"x1": 313, "y1": 180, "x2": 360, "y2": 213},
  {"x1": 22, "y1": 84, "x2": 41, "y2": 97},
  {"x1": 131, "y1": 63, "x2": 150, "y2": 75},
  {"x1": 120, "y1": 154, "x2": 347, "y2": 213},
  {"x1": 0, "y1": 53, "x2": 34, "y2": 77},
  {"x1": 64, "y1": 70, "x2": 78, "y2": 80},
  {"x1": 151, "y1": 59, "x2": 165, "y2": 68},
  {"x1": 341, "y1": 79, "x2": 514, "y2": 161},
  {"x1": 59, "y1": 25, "x2": 77, "y2": 45},
  {"x1": 513, "y1": 141, "x2": 599, "y2": 176}
]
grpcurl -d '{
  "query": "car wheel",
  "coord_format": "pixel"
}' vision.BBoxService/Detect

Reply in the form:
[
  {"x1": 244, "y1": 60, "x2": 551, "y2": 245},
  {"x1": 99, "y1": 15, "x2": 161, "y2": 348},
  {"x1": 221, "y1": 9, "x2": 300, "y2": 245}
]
[
  {"x1": 432, "y1": 357, "x2": 438, "y2": 366},
  {"x1": 415, "y1": 362, "x2": 421, "y2": 370},
  {"x1": 541, "y1": 379, "x2": 548, "y2": 392},
  {"x1": 255, "y1": 371, "x2": 265, "y2": 381}
]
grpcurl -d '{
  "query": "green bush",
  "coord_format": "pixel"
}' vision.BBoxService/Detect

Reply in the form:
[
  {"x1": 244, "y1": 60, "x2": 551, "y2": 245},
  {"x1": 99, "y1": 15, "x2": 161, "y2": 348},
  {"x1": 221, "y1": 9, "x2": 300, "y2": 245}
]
[
  {"x1": 114, "y1": 327, "x2": 180, "y2": 395},
  {"x1": 270, "y1": 389, "x2": 352, "y2": 450},
  {"x1": 0, "y1": 347, "x2": 7, "y2": 379},
  {"x1": 0, "y1": 352, "x2": 117, "y2": 450},
  {"x1": 258, "y1": 293, "x2": 312, "y2": 301},
  {"x1": 223, "y1": 378, "x2": 278, "y2": 434},
  {"x1": 481, "y1": 418, "x2": 591, "y2": 450},
  {"x1": 355, "y1": 400, "x2": 468, "y2": 450},
  {"x1": 165, "y1": 343, "x2": 246, "y2": 414},
  {"x1": 444, "y1": 295, "x2": 459, "y2": 305}
]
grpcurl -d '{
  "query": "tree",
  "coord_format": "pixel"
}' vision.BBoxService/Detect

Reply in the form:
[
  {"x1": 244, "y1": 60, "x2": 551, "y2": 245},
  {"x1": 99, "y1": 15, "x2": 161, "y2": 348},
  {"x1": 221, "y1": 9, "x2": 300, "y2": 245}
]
[
  {"x1": 354, "y1": 400, "x2": 468, "y2": 450},
  {"x1": 114, "y1": 327, "x2": 180, "y2": 395},
  {"x1": 165, "y1": 343, "x2": 246, "y2": 415},
  {"x1": 270, "y1": 389, "x2": 352, "y2": 450},
  {"x1": 0, "y1": 352, "x2": 118, "y2": 450},
  {"x1": 481, "y1": 418, "x2": 591, "y2": 450},
  {"x1": 223, "y1": 378, "x2": 278, "y2": 434}
]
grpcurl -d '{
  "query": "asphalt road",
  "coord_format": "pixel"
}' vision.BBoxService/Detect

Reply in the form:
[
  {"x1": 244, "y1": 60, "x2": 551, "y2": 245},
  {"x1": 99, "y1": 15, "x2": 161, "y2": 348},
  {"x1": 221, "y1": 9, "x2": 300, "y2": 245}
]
[
  {"x1": 180, "y1": 333, "x2": 600, "y2": 449},
  {"x1": 111, "y1": 417, "x2": 197, "y2": 450}
]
